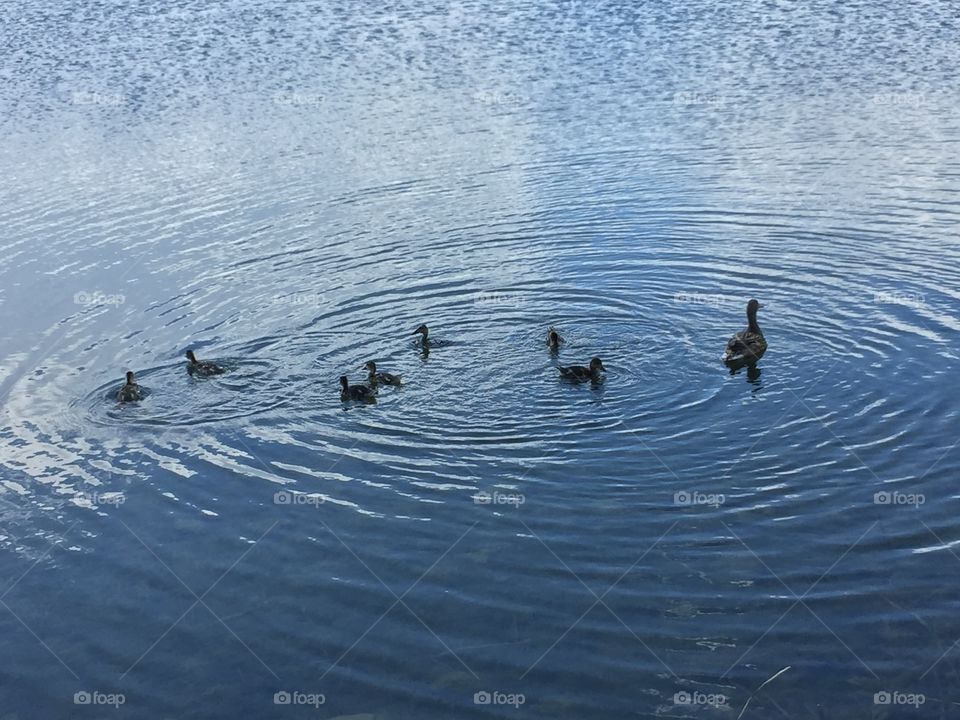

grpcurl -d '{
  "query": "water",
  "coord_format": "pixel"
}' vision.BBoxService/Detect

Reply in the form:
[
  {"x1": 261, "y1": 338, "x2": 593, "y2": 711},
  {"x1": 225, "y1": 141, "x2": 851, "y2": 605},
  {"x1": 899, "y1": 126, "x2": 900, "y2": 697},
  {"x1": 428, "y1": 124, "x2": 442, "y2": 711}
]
[{"x1": 1, "y1": 0, "x2": 959, "y2": 717}]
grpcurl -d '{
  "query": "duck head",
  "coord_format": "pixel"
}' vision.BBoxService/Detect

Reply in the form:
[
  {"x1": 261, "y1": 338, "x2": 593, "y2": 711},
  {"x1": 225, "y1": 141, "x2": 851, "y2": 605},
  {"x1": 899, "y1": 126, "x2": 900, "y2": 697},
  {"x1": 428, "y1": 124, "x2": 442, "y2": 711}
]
[
  {"x1": 589, "y1": 357, "x2": 605, "y2": 373},
  {"x1": 364, "y1": 361, "x2": 377, "y2": 374},
  {"x1": 339, "y1": 375, "x2": 349, "y2": 390},
  {"x1": 412, "y1": 324, "x2": 429, "y2": 341},
  {"x1": 185, "y1": 350, "x2": 198, "y2": 364},
  {"x1": 547, "y1": 328, "x2": 561, "y2": 347},
  {"x1": 126, "y1": 370, "x2": 136, "y2": 384}
]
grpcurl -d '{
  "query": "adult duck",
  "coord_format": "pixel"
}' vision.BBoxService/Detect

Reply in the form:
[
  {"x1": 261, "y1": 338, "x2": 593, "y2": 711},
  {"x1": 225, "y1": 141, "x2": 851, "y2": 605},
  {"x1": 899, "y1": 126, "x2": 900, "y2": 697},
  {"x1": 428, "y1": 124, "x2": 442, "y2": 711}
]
[
  {"x1": 339, "y1": 376, "x2": 374, "y2": 402},
  {"x1": 559, "y1": 357, "x2": 605, "y2": 381},
  {"x1": 723, "y1": 299, "x2": 767, "y2": 364},
  {"x1": 185, "y1": 350, "x2": 225, "y2": 376},
  {"x1": 364, "y1": 361, "x2": 401, "y2": 386},
  {"x1": 116, "y1": 371, "x2": 142, "y2": 403}
]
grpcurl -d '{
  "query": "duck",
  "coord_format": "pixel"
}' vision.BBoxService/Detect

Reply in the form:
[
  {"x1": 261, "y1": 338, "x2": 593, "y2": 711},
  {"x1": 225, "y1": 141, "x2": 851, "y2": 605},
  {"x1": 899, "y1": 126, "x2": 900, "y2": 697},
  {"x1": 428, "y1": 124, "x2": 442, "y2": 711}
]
[
  {"x1": 364, "y1": 361, "x2": 401, "y2": 386},
  {"x1": 339, "y1": 376, "x2": 374, "y2": 402},
  {"x1": 116, "y1": 371, "x2": 142, "y2": 402},
  {"x1": 546, "y1": 327, "x2": 563, "y2": 350},
  {"x1": 412, "y1": 324, "x2": 448, "y2": 348},
  {"x1": 185, "y1": 350, "x2": 225, "y2": 376},
  {"x1": 723, "y1": 299, "x2": 767, "y2": 364},
  {"x1": 559, "y1": 357, "x2": 605, "y2": 381}
]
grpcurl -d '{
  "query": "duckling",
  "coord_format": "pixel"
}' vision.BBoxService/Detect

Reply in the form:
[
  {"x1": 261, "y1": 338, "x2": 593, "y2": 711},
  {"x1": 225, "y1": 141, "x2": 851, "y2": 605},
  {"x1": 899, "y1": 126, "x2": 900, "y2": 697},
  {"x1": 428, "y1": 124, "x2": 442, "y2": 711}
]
[
  {"x1": 185, "y1": 350, "x2": 225, "y2": 376},
  {"x1": 559, "y1": 357, "x2": 605, "y2": 381},
  {"x1": 364, "y1": 361, "x2": 401, "y2": 386},
  {"x1": 723, "y1": 299, "x2": 767, "y2": 364},
  {"x1": 546, "y1": 327, "x2": 563, "y2": 350},
  {"x1": 339, "y1": 376, "x2": 374, "y2": 402},
  {"x1": 116, "y1": 371, "x2": 142, "y2": 402},
  {"x1": 412, "y1": 324, "x2": 447, "y2": 348},
  {"x1": 413, "y1": 324, "x2": 431, "y2": 346}
]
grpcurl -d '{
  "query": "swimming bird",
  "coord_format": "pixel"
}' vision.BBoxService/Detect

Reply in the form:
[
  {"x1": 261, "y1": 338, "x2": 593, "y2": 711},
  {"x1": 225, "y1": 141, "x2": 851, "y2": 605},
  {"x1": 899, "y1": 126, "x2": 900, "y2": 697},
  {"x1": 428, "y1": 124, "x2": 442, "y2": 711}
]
[
  {"x1": 546, "y1": 327, "x2": 563, "y2": 350},
  {"x1": 364, "y1": 361, "x2": 401, "y2": 386},
  {"x1": 723, "y1": 299, "x2": 767, "y2": 364},
  {"x1": 412, "y1": 324, "x2": 434, "y2": 346},
  {"x1": 559, "y1": 357, "x2": 605, "y2": 381},
  {"x1": 340, "y1": 376, "x2": 374, "y2": 402},
  {"x1": 116, "y1": 371, "x2": 142, "y2": 402},
  {"x1": 185, "y1": 350, "x2": 225, "y2": 376}
]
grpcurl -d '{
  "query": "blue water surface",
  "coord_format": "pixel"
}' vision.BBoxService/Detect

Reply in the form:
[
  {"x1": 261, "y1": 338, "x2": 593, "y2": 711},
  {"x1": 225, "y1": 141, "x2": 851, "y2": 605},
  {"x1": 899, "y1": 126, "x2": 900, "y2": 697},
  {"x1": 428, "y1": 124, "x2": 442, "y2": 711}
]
[{"x1": 1, "y1": 1, "x2": 959, "y2": 718}]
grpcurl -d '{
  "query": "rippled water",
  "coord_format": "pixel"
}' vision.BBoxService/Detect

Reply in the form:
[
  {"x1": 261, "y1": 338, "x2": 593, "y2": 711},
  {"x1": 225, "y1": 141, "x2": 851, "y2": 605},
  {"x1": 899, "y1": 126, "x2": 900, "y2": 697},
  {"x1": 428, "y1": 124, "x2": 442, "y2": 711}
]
[{"x1": 2, "y1": 0, "x2": 959, "y2": 717}]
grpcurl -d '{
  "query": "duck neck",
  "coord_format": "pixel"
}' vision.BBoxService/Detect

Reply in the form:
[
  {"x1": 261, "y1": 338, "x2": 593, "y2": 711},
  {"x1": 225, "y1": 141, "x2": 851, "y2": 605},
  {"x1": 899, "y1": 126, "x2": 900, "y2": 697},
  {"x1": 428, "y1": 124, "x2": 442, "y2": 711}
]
[{"x1": 747, "y1": 309, "x2": 761, "y2": 335}]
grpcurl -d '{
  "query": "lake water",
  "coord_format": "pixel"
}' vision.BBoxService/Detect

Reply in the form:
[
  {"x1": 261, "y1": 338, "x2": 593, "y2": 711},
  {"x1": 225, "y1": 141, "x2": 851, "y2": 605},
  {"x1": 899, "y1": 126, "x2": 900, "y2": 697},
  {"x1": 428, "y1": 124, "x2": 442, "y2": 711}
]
[{"x1": 1, "y1": 0, "x2": 959, "y2": 717}]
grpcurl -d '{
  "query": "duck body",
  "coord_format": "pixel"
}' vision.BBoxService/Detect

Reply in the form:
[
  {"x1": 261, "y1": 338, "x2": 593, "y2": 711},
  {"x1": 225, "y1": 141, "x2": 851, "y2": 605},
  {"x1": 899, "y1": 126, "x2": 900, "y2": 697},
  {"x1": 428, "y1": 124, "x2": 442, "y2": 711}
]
[
  {"x1": 365, "y1": 361, "x2": 401, "y2": 386},
  {"x1": 559, "y1": 357, "x2": 605, "y2": 381},
  {"x1": 723, "y1": 299, "x2": 767, "y2": 364},
  {"x1": 116, "y1": 371, "x2": 142, "y2": 402},
  {"x1": 186, "y1": 350, "x2": 225, "y2": 376},
  {"x1": 339, "y1": 376, "x2": 374, "y2": 402}
]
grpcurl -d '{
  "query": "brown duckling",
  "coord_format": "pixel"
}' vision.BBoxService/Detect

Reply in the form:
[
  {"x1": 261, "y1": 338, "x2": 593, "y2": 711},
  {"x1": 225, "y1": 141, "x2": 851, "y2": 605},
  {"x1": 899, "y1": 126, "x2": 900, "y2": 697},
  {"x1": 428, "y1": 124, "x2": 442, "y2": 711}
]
[{"x1": 559, "y1": 357, "x2": 605, "y2": 381}]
